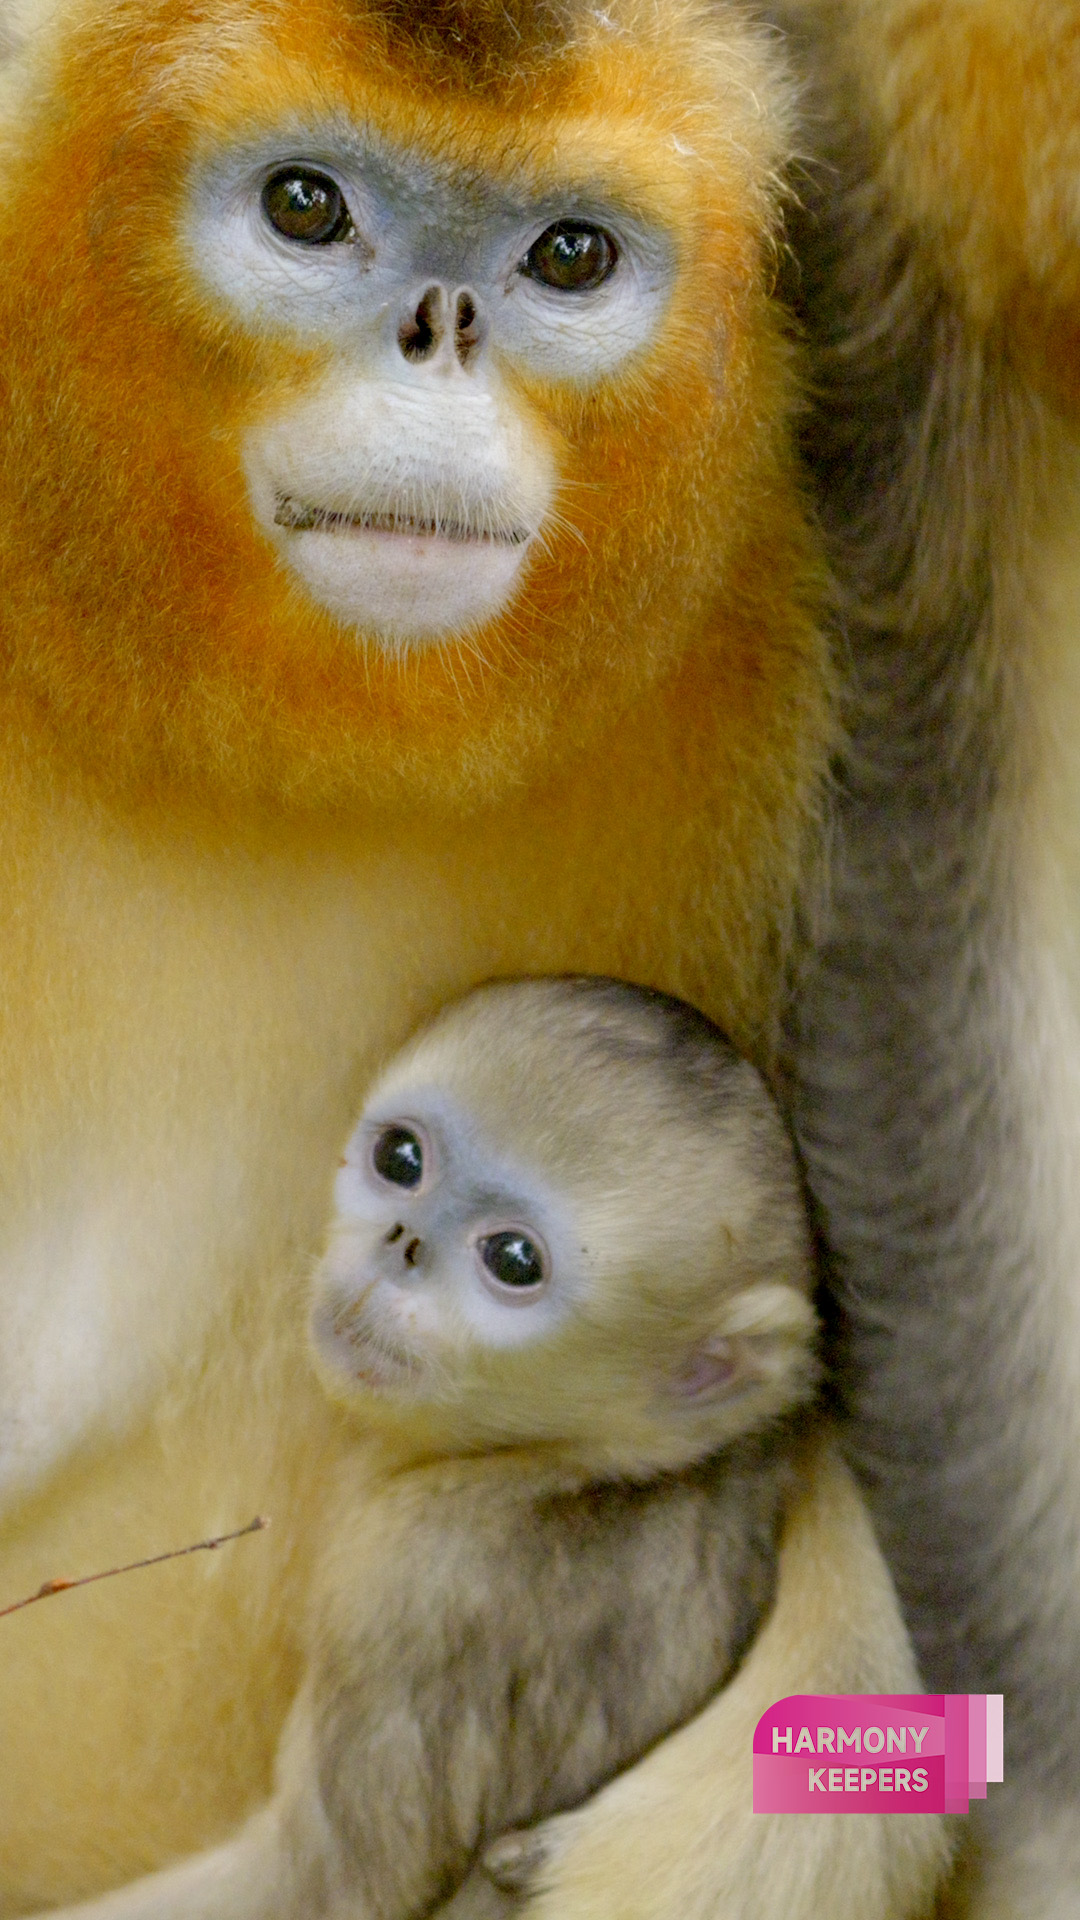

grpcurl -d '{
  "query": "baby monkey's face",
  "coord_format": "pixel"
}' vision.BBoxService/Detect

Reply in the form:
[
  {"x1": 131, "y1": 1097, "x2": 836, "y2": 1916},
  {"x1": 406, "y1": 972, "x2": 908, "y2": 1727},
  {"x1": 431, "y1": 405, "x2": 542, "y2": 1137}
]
[
  {"x1": 311, "y1": 1084, "x2": 577, "y2": 1403},
  {"x1": 309, "y1": 987, "x2": 818, "y2": 1472}
]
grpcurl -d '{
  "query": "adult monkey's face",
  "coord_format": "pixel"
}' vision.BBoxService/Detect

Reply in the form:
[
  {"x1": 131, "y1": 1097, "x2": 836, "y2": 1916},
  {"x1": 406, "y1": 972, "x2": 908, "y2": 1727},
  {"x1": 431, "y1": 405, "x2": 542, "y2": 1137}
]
[{"x1": 0, "y1": 0, "x2": 800, "y2": 807}]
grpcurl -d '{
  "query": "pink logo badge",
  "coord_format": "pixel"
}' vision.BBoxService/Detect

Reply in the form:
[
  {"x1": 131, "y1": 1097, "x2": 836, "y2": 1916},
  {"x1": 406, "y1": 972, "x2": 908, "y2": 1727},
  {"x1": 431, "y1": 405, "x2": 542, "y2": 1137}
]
[{"x1": 753, "y1": 1694, "x2": 1003, "y2": 1813}]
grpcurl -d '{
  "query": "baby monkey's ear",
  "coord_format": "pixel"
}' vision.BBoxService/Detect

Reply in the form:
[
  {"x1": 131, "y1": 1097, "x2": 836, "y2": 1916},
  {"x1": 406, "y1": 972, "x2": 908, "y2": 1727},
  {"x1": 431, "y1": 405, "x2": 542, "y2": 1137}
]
[{"x1": 671, "y1": 1284, "x2": 818, "y2": 1402}]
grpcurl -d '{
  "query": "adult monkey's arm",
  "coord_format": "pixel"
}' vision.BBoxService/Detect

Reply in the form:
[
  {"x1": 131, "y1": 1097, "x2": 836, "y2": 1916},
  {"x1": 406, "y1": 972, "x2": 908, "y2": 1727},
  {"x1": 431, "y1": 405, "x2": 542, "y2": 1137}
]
[
  {"x1": 510, "y1": 1434, "x2": 950, "y2": 1920},
  {"x1": 773, "y1": 3, "x2": 1080, "y2": 1913}
]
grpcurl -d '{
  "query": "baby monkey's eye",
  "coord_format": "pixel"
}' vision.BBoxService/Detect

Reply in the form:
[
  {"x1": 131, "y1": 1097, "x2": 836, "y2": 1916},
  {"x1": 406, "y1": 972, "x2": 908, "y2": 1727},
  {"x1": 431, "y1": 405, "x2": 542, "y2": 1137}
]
[
  {"x1": 262, "y1": 167, "x2": 354, "y2": 245},
  {"x1": 520, "y1": 221, "x2": 617, "y2": 292},
  {"x1": 478, "y1": 1230, "x2": 547, "y2": 1292},
  {"x1": 371, "y1": 1125, "x2": 424, "y2": 1189}
]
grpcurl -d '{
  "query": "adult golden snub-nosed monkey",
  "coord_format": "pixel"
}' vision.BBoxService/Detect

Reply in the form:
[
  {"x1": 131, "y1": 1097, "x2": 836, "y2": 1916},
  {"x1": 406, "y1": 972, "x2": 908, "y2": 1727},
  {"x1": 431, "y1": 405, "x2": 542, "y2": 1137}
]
[
  {"x1": 769, "y1": 1, "x2": 1080, "y2": 1914},
  {"x1": 0, "y1": 0, "x2": 941, "y2": 1911}
]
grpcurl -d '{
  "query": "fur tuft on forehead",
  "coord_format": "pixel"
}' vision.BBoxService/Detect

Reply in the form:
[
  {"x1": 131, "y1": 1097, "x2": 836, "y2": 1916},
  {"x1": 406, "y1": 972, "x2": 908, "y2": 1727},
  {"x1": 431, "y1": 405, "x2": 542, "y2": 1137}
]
[
  {"x1": 359, "y1": 0, "x2": 584, "y2": 77},
  {"x1": 463, "y1": 975, "x2": 764, "y2": 1119},
  {"x1": 397, "y1": 975, "x2": 799, "y2": 1196}
]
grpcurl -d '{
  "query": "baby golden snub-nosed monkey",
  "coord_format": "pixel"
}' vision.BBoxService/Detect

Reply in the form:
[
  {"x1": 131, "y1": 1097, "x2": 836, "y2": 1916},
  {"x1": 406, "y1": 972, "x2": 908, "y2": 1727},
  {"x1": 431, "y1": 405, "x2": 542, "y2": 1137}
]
[
  {"x1": 45, "y1": 979, "x2": 948, "y2": 1920},
  {"x1": 42, "y1": 977, "x2": 813, "y2": 1918}
]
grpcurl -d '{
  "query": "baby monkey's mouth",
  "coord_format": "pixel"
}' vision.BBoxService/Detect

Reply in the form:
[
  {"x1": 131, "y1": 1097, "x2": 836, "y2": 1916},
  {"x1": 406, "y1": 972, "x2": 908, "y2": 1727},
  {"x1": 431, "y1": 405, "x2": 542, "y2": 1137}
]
[
  {"x1": 318, "y1": 1294, "x2": 423, "y2": 1391},
  {"x1": 348, "y1": 1343, "x2": 420, "y2": 1389},
  {"x1": 274, "y1": 495, "x2": 530, "y2": 546}
]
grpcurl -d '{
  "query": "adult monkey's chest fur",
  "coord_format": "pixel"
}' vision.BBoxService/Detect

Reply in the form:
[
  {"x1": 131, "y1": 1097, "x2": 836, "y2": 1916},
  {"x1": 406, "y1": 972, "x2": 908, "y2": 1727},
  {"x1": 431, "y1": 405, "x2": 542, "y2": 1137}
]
[{"x1": 0, "y1": 656, "x2": 819, "y2": 1903}]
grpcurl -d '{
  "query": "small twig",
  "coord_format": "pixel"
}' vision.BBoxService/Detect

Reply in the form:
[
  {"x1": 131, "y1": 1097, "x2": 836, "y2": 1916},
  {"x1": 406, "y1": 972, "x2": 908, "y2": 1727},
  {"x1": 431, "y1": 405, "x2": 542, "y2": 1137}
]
[{"x1": 0, "y1": 1515, "x2": 269, "y2": 1619}]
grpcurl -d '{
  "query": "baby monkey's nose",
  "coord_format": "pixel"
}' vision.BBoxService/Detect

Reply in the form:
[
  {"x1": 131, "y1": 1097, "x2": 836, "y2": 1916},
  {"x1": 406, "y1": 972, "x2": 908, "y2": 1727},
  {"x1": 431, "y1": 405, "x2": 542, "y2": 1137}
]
[{"x1": 384, "y1": 1222, "x2": 422, "y2": 1268}]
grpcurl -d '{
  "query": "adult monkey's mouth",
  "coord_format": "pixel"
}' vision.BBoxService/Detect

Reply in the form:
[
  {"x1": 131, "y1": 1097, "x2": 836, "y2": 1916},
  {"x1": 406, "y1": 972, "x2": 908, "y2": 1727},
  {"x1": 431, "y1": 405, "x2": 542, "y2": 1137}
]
[
  {"x1": 259, "y1": 470, "x2": 545, "y2": 641},
  {"x1": 274, "y1": 495, "x2": 531, "y2": 546},
  {"x1": 249, "y1": 393, "x2": 555, "y2": 641}
]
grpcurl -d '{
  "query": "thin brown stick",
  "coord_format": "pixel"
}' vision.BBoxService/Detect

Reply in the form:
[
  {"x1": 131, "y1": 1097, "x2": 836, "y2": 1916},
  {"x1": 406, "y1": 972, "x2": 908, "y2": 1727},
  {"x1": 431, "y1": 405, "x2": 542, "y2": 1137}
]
[{"x1": 0, "y1": 1515, "x2": 269, "y2": 1619}]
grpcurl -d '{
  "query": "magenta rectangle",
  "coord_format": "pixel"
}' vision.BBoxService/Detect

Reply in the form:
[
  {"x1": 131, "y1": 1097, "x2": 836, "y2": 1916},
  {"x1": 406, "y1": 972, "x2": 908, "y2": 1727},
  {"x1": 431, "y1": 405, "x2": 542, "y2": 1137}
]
[
  {"x1": 753, "y1": 1696, "x2": 945, "y2": 1814},
  {"x1": 753, "y1": 1750, "x2": 943, "y2": 1813},
  {"x1": 943, "y1": 1693, "x2": 969, "y2": 1814},
  {"x1": 968, "y1": 1691, "x2": 987, "y2": 1799},
  {"x1": 752, "y1": 1694, "x2": 1005, "y2": 1814}
]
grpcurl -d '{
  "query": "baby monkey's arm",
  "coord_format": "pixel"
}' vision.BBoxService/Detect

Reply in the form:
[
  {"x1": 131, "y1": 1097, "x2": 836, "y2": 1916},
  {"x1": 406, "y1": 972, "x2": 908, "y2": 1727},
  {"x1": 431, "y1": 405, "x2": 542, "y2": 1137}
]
[{"x1": 43, "y1": 1436, "x2": 787, "y2": 1920}]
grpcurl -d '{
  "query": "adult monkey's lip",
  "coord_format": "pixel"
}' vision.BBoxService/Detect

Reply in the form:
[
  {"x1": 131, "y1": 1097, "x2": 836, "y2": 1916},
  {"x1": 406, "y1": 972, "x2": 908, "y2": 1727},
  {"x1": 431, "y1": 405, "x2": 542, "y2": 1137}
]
[{"x1": 273, "y1": 495, "x2": 531, "y2": 545}]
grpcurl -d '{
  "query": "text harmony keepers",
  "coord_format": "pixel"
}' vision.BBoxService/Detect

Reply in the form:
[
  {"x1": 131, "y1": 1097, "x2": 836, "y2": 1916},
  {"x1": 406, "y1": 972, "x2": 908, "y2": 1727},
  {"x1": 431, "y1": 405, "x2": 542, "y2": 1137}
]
[{"x1": 773, "y1": 1724, "x2": 930, "y2": 1794}]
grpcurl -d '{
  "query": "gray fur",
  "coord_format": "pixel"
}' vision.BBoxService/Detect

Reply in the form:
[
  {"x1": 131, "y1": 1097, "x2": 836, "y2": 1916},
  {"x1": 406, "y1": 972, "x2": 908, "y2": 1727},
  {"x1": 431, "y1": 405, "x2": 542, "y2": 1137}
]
[
  {"x1": 769, "y1": 0, "x2": 1080, "y2": 1874},
  {"x1": 312, "y1": 1434, "x2": 788, "y2": 1919}
]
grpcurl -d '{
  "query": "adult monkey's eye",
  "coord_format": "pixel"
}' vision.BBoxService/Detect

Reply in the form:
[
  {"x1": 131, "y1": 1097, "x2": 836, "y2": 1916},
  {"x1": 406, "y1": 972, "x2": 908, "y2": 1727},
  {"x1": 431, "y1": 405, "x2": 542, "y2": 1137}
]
[
  {"x1": 371, "y1": 1125, "x2": 424, "y2": 1189},
  {"x1": 478, "y1": 1230, "x2": 547, "y2": 1291},
  {"x1": 262, "y1": 167, "x2": 354, "y2": 245},
  {"x1": 520, "y1": 221, "x2": 617, "y2": 292}
]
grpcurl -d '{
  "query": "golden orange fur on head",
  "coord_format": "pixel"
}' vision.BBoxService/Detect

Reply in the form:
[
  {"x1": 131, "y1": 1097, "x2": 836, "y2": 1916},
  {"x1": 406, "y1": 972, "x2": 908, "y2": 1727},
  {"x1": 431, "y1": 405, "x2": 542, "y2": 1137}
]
[
  {"x1": 0, "y1": 0, "x2": 811, "y2": 809},
  {"x1": 360, "y1": 0, "x2": 583, "y2": 77}
]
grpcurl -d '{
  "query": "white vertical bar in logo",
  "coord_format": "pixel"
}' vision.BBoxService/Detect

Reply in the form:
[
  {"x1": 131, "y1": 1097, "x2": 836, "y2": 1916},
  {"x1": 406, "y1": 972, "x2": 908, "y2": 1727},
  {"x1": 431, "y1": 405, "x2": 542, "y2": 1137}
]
[{"x1": 985, "y1": 1696, "x2": 1004, "y2": 1783}]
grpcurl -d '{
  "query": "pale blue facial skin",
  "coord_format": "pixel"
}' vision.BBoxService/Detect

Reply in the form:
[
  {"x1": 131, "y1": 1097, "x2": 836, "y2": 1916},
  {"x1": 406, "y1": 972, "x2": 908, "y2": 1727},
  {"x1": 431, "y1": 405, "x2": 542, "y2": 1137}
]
[
  {"x1": 185, "y1": 119, "x2": 677, "y2": 379},
  {"x1": 307, "y1": 1064, "x2": 817, "y2": 1481},
  {"x1": 181, "y1": 125, "x2": 679, "y2": 642},
  {"x1": 310, "y1": 1086, "x2": 585, "y2": 1395}
]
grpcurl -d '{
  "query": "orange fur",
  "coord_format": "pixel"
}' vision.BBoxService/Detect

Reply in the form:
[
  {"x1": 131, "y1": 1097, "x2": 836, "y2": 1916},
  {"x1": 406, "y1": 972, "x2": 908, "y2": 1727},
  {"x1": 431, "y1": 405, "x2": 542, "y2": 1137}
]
[
  {"x1": 0, "y1": 0, "x2": 835, "y2": 1901},
  {"x1": 0, "y1": 0, "x2": 815, "y2": 809},
  {"x1": 838, "y1": 0, "x2": 1080, "y2": 413}
]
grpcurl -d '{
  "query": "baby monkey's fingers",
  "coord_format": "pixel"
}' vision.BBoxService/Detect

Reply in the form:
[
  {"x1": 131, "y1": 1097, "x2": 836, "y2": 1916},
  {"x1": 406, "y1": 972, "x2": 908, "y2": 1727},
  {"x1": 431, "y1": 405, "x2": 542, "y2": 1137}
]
[
  {"x1": 431, "y1": 1864, "x2": 527, "y2": 1920},
  {"x1": 483, "y1": 1829, "x2": 556, "y2": 1893}
]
